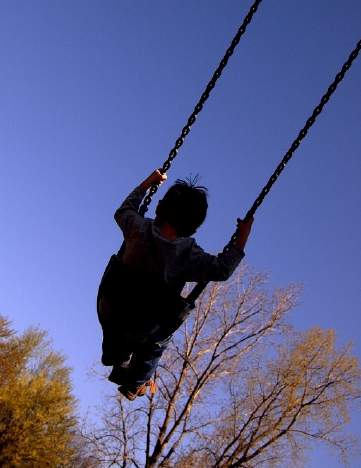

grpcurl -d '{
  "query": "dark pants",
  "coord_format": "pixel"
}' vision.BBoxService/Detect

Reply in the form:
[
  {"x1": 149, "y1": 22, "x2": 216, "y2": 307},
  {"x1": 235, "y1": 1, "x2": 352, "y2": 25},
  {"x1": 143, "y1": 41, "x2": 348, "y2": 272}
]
[
  {"x1": 117, "y1": 333, "x2": 172, "y2": 386},
  {"x1": 98, "y1": 295, "x2": 172, "y2": 386}
]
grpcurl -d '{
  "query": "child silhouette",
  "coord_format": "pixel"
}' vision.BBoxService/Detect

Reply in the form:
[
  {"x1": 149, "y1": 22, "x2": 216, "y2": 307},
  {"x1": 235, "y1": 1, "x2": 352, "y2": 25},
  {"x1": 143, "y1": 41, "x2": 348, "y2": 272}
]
[{"x1": 97, "y1": 170, "x2": 253, "y2": 400}]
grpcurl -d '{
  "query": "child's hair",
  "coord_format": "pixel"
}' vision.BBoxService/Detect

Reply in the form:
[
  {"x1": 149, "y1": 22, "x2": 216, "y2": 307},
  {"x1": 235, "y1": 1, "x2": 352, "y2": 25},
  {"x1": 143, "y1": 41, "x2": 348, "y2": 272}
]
[{"x1": 155, "y1": 176, "x2": 208, "y2": 237}]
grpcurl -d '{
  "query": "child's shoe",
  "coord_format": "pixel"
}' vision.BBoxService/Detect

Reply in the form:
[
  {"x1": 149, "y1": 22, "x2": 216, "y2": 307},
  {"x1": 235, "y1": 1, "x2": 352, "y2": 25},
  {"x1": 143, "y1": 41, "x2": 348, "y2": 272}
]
[{"x1": 118, "y1": 379, "x2": 157, "y2": 401}]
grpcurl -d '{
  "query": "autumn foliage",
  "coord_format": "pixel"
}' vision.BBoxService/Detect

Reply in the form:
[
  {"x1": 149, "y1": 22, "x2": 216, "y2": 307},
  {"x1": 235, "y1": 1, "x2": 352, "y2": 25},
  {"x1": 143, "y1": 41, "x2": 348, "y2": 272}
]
[{"x1": 0, "y1": 317, "x2": 79, "y2": 466}]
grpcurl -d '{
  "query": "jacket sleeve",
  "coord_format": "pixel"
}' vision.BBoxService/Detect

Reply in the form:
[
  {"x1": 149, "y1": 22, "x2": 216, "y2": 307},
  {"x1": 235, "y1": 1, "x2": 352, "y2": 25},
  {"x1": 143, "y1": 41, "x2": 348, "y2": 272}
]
[
  {"x1": 184, "y1": 240, "x2": 245, "y2": 283},
  {"x1": 114, "y1": 185, "x2": 147, "y2": 239}
]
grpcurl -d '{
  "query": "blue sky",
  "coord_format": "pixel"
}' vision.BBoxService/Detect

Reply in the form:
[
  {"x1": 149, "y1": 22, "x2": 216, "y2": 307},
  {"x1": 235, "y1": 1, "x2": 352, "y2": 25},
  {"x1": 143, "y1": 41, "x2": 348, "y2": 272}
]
[{"x1": 0, "y1": 1, "x2": 360, "y2": 465}]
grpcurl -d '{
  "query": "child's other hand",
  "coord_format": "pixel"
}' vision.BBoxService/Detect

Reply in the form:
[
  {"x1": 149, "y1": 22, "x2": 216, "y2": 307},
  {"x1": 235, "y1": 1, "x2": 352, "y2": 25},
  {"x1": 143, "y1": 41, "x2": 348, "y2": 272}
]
[
  {"x1": 142, "y1": 169, "x2": 168, "y2": 190},
  {"x1": 236, "y1": 216, "x2": 254, "y2": 250}
]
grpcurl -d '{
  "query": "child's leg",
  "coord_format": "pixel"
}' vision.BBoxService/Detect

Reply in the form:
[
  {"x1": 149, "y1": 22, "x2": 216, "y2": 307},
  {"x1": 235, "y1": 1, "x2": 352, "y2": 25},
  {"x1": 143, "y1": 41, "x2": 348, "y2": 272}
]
[
  {"x1": 126, "y1": 335, "x2": 172, "y2": 387},
  {"x1": 101, "y1": 327, "x2": 133, "y2": 366},
  {"x1": 108, "y1": 356, "x2": 133, "y2": 385},
  {"x1": 98, "y1": 295, "x2": 132, "y2": 366}
]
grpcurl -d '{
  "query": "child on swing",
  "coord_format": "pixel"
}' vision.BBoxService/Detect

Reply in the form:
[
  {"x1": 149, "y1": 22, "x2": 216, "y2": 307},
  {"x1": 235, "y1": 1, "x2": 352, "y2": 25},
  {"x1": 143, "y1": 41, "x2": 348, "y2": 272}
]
[{"x1": 97, "y1": 169, "x2": 253, "y2": 400}]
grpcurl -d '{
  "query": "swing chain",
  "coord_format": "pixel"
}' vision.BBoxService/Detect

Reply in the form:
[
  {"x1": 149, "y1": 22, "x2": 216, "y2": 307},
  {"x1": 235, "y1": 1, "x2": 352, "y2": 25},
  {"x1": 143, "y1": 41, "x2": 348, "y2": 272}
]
[
  {"x1": 223, "y1": 38, "x2": 361, "y2": 254},
  {"x1": 244, "y1": 38, "x2": 361, "y2": 221},
  {"x1": 187, "y1": 36, "x2": 361, "y2": 303},
  {"x1": 139, "y1": 0, "x2": 263, "y2": 216}
]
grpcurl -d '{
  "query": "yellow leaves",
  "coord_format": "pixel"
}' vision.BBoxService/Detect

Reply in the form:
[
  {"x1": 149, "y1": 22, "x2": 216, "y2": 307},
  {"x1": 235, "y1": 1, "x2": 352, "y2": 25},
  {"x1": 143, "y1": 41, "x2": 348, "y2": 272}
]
[{"x1": 0, "y1": 315, "x2": 78, "y2": 466}]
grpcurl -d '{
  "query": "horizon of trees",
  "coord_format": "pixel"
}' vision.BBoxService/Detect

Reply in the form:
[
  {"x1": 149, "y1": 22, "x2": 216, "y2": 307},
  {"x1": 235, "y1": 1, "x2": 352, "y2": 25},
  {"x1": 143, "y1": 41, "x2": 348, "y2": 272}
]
[{"x1": 1, "y1": 266, "x2": 360, "y2": 466}]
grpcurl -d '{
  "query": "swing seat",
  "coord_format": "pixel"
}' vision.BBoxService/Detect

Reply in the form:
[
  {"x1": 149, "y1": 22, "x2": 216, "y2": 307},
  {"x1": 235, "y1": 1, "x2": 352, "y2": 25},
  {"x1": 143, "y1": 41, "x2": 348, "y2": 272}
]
[{"x1": 97, "y1": 254, "x2": 193, "y2": 344}]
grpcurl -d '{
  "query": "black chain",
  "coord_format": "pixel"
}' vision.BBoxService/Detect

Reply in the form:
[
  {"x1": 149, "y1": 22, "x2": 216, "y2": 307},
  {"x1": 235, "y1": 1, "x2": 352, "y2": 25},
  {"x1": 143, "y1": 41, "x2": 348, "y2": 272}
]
[
  {"x1": 246, "y1": 38, "x2": 361, "y2": 220},
  {"x1": 187, "y1": 38, "x2": 361, "y2": 307},
  {"x1": 139, "y1": 0, "x2": 263, "y2": 216},
  {"x1": 222, "y1": 38, "x2": 361, "y2": 252}
]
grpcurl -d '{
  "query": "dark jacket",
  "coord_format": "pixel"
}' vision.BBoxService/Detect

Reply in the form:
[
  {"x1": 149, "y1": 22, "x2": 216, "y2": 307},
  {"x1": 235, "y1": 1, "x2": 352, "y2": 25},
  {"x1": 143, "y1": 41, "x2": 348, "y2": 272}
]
[{"x1": 114, "y1": 185, "x2": 245, "y2": 295}]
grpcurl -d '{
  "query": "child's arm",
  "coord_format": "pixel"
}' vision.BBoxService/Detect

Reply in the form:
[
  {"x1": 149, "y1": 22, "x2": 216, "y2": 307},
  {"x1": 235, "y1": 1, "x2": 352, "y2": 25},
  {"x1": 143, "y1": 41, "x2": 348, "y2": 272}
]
[
  {"x1": 185, "y1": 217, "x2": 253, "y2": 283},
  {"x1": 114, "y1": 170, "x2": 167, "y2": 237}
]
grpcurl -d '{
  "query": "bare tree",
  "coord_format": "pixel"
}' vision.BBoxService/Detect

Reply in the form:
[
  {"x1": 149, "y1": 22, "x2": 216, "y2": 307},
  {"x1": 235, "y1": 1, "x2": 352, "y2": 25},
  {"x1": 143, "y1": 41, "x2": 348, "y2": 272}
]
[{"x1": 83, "y1": 268, "x2": 361, "y2": 467}]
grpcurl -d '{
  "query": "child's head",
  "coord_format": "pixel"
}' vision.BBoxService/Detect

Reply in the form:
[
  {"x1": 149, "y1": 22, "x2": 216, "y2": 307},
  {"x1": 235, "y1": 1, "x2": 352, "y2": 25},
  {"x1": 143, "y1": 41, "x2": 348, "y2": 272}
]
[{"x1": 155, "y1": 177, "x2": 208, "y2": 237}]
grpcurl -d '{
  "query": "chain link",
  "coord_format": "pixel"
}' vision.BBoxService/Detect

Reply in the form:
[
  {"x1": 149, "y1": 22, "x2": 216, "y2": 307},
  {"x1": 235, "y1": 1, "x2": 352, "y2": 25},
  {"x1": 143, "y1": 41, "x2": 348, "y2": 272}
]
[{"x1": 139, "y1": 0, "x2": 263, "y2": 216}]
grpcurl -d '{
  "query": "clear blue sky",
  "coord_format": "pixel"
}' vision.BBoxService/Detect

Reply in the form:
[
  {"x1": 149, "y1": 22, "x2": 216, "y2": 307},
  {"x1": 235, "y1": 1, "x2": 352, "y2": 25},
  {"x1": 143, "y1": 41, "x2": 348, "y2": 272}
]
[{"x1": 0, "y1": 1, "x2": 360, "y2": 465}]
